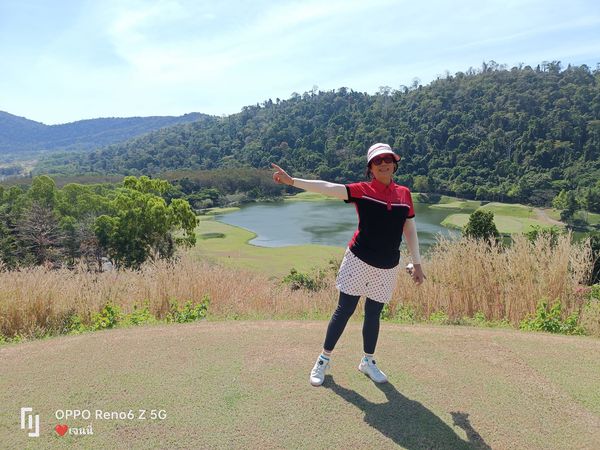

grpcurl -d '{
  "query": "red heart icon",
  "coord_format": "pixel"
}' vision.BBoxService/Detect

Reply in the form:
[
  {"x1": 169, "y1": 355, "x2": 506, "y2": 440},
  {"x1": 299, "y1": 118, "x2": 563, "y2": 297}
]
[{"x1": 55, "y1": 424, "x2": 68, "y2": 436}]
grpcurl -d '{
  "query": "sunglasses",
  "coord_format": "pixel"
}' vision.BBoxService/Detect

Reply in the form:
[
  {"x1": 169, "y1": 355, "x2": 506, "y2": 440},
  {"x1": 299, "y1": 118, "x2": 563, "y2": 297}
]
[{"x1": 371, "y1": 155, "x2": 396, "y2": 165}]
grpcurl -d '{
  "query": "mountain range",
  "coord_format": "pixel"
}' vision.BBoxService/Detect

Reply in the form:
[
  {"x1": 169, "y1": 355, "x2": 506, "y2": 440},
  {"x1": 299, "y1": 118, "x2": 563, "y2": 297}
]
[{"x1": 0, "y1": 111, "x2": 208, "y2": 154}]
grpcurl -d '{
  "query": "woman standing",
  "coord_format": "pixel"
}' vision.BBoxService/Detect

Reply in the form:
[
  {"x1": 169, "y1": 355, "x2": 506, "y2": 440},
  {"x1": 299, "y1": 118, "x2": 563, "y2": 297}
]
[{"x1": 272, "y1": 143, "x2": 425, "y2": 386}]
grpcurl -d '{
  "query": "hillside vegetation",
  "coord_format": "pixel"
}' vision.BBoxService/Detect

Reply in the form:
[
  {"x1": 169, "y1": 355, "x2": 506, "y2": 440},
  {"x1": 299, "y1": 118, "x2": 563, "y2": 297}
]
[{"x1": 35, "y1": 61, "x2": 600, "y2": 209}]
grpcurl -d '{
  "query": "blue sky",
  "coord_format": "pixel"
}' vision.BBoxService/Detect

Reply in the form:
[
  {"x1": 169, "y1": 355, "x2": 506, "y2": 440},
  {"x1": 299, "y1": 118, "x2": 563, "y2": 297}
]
[{"x1": 1, "y1": 0, "x2": 599, "y2": 125}]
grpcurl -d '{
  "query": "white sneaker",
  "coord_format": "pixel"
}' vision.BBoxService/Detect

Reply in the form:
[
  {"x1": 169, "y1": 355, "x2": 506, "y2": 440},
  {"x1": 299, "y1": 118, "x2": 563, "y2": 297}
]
[
  {"x1": 310, "y1": 357, "x2": 330, "y2": 386},
  {"x1": 358, "y1": 357, "x2": 388, "y2": 383}
]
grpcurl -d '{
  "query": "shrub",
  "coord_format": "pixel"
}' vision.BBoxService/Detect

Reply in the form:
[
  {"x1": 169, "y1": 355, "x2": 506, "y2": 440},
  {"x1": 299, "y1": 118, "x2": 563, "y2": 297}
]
[
  {"x1": 524, "y1": 226, "x2": 563, "y2": 247},
  {"x1": 472, "y1": 311, "x2": 487, "y2": 325},
  {"x1": 66, "y1": 313, "x2": 88, "y2": 334},
  {"x1": 589, "y1": 284, "x2": 600, "y2": 301},
  {"x1": 520, "y1": 299, "x2": 585, "y2": 335},
  {"x1": 166, "y1": 296, "x2": 210, "y2": 323},
  {"x1": 429, "y1": 310, "x2": 449, "y2": 324},
  {"x1": 381, "y1": 303, "x2": 392, "y2": 320},
  {"x1": 396, "y1": 304, "x2": 418, "y2": 323},
  {"x1": 91, "y1": 302, "x2": 122, "y2": 330},
  {"x1": 124, "y1": 301, "x2": 156, "y2": 326},
  {"x1": 282, "y1": 268, "x2": 327, "y2": 291},
  {"x1": 381, "y1": 303, "x2": 418, "y2": 323},
  {"x1": 1, "y1": 334, "x2": 24, "y2": 344},
  {"x1": 464, "y1": 311, "x2": 511, "y2": 328}
]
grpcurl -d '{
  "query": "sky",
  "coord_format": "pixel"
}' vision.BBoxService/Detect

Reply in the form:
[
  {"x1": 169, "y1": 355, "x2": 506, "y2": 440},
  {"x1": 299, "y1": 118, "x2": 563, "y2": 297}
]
[{"x1": 1, "y1": 0, "x2": 599, "y2": 125}]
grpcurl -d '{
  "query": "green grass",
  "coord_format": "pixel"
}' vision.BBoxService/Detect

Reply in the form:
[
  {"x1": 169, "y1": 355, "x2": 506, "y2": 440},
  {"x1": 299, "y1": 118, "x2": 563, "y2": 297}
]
[
  {"x1": 542, "y1": 207, "x2": 563, "y2": 221},
  {"x1": 493, "y1": 216, "x2": 556, "y2": 233},
  {"x1": 479, "y1": 202, "x2": 536, "y2": 218},
  {"x1": 440, "y1": 214, "x2": 470, "y2": 230},
  {"x1": 536, "y1": 207, "x2": 598, "y2": 227},
  {"x1": 428, "y1": 197, "x2": 481, "y2": 211},
  {"x1": 586, "y1": 211, "x2": 600, "y2": 226},
  {"x1": 190, "y1": 216, "x2": 343, "y2": 277},
  {"x1": 441, "y1": 213, "x2": 553, "y2": 234},
  {"x1": 438, "y1": 200, "x2": 567, "y2": 234},
  {"x1": 283, "y1": 191, "x2": 335, "y2": 202}
]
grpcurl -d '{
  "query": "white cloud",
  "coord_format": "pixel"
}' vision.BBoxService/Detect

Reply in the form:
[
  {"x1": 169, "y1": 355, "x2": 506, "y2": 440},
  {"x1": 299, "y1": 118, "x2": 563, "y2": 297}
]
[{"x1": 2, "y1": 0, "x2": 599, "y2": 123}]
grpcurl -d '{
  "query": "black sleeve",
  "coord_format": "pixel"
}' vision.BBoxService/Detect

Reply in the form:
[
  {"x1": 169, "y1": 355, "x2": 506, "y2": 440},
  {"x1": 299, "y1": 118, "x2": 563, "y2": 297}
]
[{"x1": 344, "y1": 185, "x2": 354, "y2": 203}]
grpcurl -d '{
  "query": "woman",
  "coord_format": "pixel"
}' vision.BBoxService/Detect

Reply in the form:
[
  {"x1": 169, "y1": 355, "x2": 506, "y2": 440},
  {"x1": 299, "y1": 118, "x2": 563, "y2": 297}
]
[{"x1": 271, "y1": 143, "x2": 425, "y2": 386}]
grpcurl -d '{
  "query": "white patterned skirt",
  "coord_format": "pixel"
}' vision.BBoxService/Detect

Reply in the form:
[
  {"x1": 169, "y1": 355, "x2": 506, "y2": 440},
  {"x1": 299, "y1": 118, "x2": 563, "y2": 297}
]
[{"x1": 335, "y1": 248, "x2": 400, "y2": 304}]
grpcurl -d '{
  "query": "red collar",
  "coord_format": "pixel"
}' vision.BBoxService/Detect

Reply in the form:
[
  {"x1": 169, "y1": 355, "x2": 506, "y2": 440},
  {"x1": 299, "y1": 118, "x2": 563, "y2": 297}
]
[{"x1": 370, "y1": 178, "x2": 395, "y2": 193}]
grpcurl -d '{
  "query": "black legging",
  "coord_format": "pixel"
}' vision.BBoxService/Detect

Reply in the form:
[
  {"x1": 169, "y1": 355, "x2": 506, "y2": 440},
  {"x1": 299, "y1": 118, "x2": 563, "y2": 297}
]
[{"x1": 323, "y1": 292, "x2": 384, "y2": 354}]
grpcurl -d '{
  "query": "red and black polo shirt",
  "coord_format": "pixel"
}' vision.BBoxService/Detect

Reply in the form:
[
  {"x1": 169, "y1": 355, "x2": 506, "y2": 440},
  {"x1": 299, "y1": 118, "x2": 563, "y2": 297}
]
[{"x1": 344, "y1": 179, "x2": 415, "y2": 269}]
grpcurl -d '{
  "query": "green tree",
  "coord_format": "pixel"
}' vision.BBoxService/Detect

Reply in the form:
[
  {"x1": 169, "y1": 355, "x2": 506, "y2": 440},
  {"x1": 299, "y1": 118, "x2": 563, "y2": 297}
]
[
  {"x1": 464, "y1": 210, "x2": 500, "y2": 242},
  {"x1": 95, "y1": 176, "x2": 197, "y2": 269},
  {"x1": 56, "y1": 183, "x2": 112, "y2": 219},
  {"x1": 559, "y1": 191, "x2": 578, "y2": 223},
  {"x1": 0, "y1": 186, "x2": 26, "y2": 268},
  {"x1": 60, "y1": 216, "x2": 80, "y2": 266},
  {"x1": 412, "y1": 175, "x2": 430, "y2": 193},
  {"x1": 26, "y1": 175, "x2": 58, "y2": 209},
  {"x1": 552, "y1": 190, "x2": 568, "y2": 210}
]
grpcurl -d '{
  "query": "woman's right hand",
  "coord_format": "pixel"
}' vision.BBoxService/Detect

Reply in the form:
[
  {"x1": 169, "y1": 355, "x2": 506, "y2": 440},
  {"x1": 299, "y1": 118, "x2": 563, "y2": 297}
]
[{"x1": 271, "y1": 163, "x2": 293, "y2": 186}]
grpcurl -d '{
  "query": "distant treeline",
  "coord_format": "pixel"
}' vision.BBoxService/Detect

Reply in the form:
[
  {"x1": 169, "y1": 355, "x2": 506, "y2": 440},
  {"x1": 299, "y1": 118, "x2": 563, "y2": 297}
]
[
  {"x1": 0, "y1": 176, "x2": 196, "y2": 270},
  {"x1": 35, "y1": 61, "x2": 600, "y2": 211}
]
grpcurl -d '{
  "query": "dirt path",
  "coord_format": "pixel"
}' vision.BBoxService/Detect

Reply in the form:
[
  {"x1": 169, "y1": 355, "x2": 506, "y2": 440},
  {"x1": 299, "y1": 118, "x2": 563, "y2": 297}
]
[
  {"x1": 2, "y1": 321, "x2": 599, "y2": 449},
  {"x1": 534, "y1": 208, "x2": 564, "y2": 227}
]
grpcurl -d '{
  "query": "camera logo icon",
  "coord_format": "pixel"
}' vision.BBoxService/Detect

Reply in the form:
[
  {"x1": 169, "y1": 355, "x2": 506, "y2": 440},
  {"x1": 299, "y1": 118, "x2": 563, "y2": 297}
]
[{"x1": 20, "y1": 407, "x2": 40, "y2": 438}]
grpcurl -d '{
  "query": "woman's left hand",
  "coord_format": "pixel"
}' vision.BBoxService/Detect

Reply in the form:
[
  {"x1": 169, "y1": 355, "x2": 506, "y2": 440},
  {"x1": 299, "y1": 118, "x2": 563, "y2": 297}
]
[
  {"x1": 271, "y1": 163, "x2": 293, "y2": 186},
  {"x1": 412, "y1": 264, "x2": 426, "y2": 285}
]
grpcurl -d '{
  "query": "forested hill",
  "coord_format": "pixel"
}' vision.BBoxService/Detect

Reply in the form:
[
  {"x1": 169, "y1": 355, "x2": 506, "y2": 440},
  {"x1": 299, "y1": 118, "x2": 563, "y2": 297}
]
[
  {"x1": 37, "y1": 62, "x2": 600, "y2": 206},
  {"x1": 0, "y1": 111, "x2": 208, "y2": 154}
]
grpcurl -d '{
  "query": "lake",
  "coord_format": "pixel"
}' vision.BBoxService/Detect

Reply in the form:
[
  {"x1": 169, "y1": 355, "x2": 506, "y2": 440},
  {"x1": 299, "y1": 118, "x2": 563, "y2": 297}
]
[{"x1": 214, "y1": 200, "x2": 460, "y2": 252}]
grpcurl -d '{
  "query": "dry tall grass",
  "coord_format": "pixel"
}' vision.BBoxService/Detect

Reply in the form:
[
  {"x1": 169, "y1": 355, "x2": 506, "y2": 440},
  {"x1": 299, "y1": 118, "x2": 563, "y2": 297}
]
[
  {"x1": 0, "y1": 233, "x2": 596, "y2": 340},
  {"x1": 0, "y1": 256, "x2": 339, "y2": 339},
  {"x1": 388, "y1": 233, "x2": 592, "y2": 325}
]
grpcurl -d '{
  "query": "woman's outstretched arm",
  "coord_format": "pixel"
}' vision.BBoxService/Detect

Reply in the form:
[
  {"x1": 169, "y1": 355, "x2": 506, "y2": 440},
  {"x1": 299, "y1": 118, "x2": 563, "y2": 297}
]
[{"x1": 271, "y1": 163, "x2": 348, "y2": 200}]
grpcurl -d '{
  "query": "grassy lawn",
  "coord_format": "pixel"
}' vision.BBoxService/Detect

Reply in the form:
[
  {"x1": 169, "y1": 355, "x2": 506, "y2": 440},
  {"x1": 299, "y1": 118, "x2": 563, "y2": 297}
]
[
  {"x1": 191, "y1": 215, "x2": 344, "y2": 277},
  {"x1": 441, "y1": 213, "x2": 553, "y2": 234},
  {"x1": 2, "y1": 322, "x2": 599, "y2": 449},
  {"x1": 479, "y1": 202, "x2": 536, "y2": 218},
  {"x1": 283, "y1": 191, "x2": 334, "y2": 202},
  {"x1": 437, "y1": 200, "x2": 567, "y2": 234},
  {"x1": 542, "y1": 207, "x2": 563, "y2": 222},
  {"x1": 427, "y1": 196, "x2": 481, "y2": 211},
  {"x1": 585, "y1": 211, "x2": 600, "y2": 226},
  {"x1": 440, "y1": 214, "x2": 469, "y2": 230}
]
